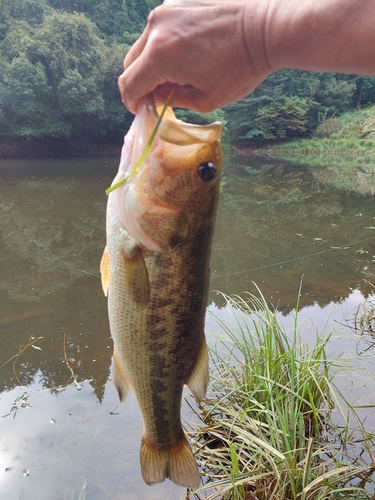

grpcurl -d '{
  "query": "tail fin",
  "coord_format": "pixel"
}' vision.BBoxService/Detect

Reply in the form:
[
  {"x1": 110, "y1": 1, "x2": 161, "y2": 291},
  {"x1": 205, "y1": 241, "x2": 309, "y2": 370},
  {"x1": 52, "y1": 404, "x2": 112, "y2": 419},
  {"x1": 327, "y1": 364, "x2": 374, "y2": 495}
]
[{"x1": 140, "y1": 436, "x2": 200, "y2": 489}]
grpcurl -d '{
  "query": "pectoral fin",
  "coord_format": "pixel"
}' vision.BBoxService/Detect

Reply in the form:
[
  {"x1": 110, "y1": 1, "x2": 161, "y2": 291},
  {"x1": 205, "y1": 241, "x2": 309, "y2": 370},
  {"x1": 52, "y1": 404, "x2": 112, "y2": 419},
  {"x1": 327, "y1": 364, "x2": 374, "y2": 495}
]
[
  {"x1": 122, "y1": 245, "x2": 150, "y2": 306},
  {"x1": 139, "y1": 212, "x2": 189, "y2": 252},
  {"x1": 100, "y1": 245, "x2": 110, "y2": 297},
  {"x1": 186, "y1": 339, "x2": 209, "y2": 403}
]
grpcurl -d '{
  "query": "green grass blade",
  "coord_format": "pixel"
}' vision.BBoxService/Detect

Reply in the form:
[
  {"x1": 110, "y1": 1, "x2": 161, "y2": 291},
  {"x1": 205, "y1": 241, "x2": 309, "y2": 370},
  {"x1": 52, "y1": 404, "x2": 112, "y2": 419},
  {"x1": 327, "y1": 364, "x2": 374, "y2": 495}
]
[{"x1": 105, "y1": 92, "x2": 173, "y2": 195}]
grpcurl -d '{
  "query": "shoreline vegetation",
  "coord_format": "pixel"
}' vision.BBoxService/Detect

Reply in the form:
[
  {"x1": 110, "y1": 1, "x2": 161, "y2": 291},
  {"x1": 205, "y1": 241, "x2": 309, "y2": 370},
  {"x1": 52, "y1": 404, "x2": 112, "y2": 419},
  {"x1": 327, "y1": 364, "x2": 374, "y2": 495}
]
[
  {"x1": 1, "y1": 105, "x2": 374, "y2": 160},
  {"x1": 188, "y1": 290, "x2": 375, "y2": 500},
  {"x1": 253, "y1": 105, "x2": 375, "y2": 159},
  {"x1": 1, "y1": 1, "x2": 375, "y2": 150}
]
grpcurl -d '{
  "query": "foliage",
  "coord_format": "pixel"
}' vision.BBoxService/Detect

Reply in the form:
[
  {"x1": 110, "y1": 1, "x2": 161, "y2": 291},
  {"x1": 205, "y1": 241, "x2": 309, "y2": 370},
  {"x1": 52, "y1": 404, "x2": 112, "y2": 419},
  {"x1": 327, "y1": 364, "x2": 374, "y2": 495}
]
[
  {"x1": 0, "y1": 0, "x2": 374, "y2": 143},
  {"x1": 189, "y1": 292, "x2": 375, "y2": 499},
  {"x1": 0, "y1": 3, "x2": 130, "y2": 139},
  {"x1": 46, "y1": 0, "x2": 161, "y2": 44},
  {"x1": 175, "y1": 108, "x2": 227, "y2": 127},
  {"x1": 255, "y1": 97, "x2": 316, "y2": 140},
  {"x1": 352, "y1": 76, "x2": 375, "y2": 107},
  {"x1": 225, "y1": 69, "x2": 365, "y2": 142},
  {"x1": 270, "y1": 105, "x2": 375, "y2": 170}
]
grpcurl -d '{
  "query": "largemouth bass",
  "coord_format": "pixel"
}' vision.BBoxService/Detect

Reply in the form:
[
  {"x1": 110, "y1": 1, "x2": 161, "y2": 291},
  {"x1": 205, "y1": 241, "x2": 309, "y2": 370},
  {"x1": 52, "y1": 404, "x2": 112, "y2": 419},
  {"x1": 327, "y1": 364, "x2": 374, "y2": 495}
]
[{"x1": 100, "y1": 96, "x2": 222, "y2": 488}]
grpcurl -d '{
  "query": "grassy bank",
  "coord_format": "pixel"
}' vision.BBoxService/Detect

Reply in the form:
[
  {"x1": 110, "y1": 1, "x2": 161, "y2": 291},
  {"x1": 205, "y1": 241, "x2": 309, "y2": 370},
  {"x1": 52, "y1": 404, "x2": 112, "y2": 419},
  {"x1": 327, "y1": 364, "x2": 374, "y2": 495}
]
[
  {"x1": 269, "y1": 105, "x2": 375, "y2": 158},
  {"x1": 188, "y1": 289, "x2": 375, "y2": 499}
]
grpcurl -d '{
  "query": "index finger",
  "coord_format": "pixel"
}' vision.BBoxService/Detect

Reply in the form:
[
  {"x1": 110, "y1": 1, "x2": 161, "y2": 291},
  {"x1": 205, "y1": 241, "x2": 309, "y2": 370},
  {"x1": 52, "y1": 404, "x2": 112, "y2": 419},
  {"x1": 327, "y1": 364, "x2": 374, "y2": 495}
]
[
  {"x1": 119, "y1": 31, "x2": 169, "y2": 113},
  {"x1": 123, "y1": 24, "x2": 150, "y2": 71}
]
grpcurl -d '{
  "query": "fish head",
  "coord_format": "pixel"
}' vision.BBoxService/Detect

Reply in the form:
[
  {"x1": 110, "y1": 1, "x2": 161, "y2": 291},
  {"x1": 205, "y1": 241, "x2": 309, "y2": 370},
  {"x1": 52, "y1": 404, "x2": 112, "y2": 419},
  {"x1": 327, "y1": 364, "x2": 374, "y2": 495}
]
[
  {"x1": 151, "y1": 112, "x2": 222, "y2": 216},
  {"x1": 112, "y1": 98, "x2": 223, "y2": 253}
]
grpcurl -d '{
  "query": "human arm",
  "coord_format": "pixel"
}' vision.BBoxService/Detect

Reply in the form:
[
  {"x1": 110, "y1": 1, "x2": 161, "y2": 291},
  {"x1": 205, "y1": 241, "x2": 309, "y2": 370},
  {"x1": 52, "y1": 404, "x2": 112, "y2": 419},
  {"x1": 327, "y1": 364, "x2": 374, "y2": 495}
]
[
  {"x1": 265, "y1": 0, "x2": 375, "y2": 78},
  {"x1": 119, "y1": 0, "x2": 375, "y2": 114}
]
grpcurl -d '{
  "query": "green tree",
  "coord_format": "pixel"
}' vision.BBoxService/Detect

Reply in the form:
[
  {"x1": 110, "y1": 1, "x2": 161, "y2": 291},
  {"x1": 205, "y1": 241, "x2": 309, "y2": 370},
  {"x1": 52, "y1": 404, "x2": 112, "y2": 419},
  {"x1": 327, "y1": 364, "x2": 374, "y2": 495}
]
[
  {"x1": 225, "y1": 69, "x2": 359, "y2": 141},
  {"x1": 0, "y1": 0, "x2": 50, "y2": 41},
  {"x1": 0, "y1": 54, "x2": 68, "y2": 138},
  {"x1": 1, "y1": 0, "x2": 375, "y2": 145},
  {"x1": 255, "y1": 97, "x2": 316, "y2": 140},
  {"x1": 0, "y1": 5, "x2": 129, "y2": 139},
  {"x1": 46, "y1": 0, "x2": 162, "y2": 42},
  {"x1": 352, "y1": 76, "x2": 375, "y2": 107}
]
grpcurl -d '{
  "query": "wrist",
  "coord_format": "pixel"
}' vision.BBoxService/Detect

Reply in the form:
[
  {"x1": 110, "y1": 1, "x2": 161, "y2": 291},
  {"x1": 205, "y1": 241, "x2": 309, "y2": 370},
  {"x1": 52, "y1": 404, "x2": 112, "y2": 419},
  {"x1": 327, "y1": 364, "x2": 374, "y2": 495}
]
[
  {"x1": 267, "y1": 0, "x2": 340, "y2": 72},
  {"x1": 265, "y1": 0, "x2": 375, "y2": 76},
  {"x1": 242, "y1": 0, "x2": 274, "y2": 79}
]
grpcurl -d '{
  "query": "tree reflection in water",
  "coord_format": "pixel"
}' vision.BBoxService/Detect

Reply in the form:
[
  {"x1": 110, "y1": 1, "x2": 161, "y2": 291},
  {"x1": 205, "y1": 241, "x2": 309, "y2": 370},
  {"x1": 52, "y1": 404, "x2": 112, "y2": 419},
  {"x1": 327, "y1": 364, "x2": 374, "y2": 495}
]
[{"x1": 0, "y1": 154, "x2": 374, "y2": 499}]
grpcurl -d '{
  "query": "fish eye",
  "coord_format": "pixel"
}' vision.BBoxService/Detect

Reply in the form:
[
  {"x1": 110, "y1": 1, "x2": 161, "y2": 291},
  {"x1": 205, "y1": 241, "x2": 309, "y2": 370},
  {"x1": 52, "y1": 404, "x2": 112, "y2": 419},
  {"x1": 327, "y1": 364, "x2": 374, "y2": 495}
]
[{"x1": 197, "y1": 162, "x2": 217, "y2": 182}]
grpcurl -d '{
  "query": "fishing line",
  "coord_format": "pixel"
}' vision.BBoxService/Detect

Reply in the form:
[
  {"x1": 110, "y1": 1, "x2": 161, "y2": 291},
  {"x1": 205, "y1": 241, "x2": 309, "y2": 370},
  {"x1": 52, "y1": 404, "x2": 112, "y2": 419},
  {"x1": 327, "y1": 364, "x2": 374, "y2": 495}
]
[{"x1": 211, "y1": 235, "x2": 375, "y2": 279}]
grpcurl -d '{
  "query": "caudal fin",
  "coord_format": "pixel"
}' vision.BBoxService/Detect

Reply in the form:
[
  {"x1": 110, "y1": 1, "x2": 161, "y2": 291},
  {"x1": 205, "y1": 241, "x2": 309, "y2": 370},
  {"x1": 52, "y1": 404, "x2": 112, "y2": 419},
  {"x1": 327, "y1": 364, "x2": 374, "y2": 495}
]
[{"x1": 140, "y1": 436, "x2": 200, "y2": 489}]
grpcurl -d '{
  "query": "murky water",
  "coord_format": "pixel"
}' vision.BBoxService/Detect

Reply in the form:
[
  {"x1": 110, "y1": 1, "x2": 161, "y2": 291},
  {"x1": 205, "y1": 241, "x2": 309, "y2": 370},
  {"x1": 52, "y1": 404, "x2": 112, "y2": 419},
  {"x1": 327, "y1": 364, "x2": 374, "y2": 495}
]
[{"x1": 0, "y1": 154, "x2": 374, "y2": 499}]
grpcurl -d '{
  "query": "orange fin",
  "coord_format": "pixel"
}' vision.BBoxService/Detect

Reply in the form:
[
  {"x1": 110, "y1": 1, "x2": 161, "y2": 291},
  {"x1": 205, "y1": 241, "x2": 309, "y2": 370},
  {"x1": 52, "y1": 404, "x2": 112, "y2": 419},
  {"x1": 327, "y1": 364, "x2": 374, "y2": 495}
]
[
  {"x1": 113, "y1": 348, "x2": 131, "y2": 403},
  {"x1": 100, "y1": 245, "x2": 110, "y2": 297},
  {"x1": 186, "y1": 339, "x2": 209, "y2": 403},
  {"x1": 140, "y1": 436, "x2": 200, "y2": 489}
]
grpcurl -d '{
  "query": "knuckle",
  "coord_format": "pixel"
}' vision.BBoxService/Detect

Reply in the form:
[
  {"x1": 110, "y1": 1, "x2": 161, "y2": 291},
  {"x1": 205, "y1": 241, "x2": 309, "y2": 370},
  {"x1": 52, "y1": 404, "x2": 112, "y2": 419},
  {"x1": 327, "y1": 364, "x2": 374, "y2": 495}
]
[
  {"x1": 147, "y1": 30, "x2": 170, "y2": 56},
  {"x1": 147, "y1": 5, "x2": 164, "y2": 27}
]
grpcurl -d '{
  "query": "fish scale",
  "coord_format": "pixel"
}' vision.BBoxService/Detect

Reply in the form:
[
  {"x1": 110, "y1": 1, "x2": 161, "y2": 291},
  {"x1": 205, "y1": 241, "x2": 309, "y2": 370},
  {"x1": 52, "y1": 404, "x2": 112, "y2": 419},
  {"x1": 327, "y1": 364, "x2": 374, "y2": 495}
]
[{"x1": 101, "y1": 95, "x2": 222, "y2": 488}]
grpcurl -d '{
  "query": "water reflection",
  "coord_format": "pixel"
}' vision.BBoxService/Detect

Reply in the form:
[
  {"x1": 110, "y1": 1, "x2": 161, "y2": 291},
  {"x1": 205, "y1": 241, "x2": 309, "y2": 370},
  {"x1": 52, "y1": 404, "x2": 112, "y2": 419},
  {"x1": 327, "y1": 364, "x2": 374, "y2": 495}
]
[
  {"x1": 0, "y1": 154, "x2": 374, "y2": 499},
  {"x1": 211, "y1": 155, "x2": 375, "y2": 310},
  {"x1": 0, "y1": 158, "x2": 114, "y2": 399}
]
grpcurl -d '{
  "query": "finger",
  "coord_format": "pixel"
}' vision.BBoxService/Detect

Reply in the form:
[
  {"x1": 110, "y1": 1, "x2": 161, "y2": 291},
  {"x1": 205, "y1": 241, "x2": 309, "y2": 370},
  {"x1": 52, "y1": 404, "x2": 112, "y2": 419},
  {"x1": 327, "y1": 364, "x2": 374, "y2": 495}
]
[
  {"x1": 123, "y1": 5, "x2": 164, "y2": 70},
  {"x1": 119, "y1": 48, "x2": 164, "y2": 113},
  {"x1": 123, "y1": 28, "x2": 149, "y2": 71},
  {"x1": 153, "y1": 83, "x2": 217, "y2": 114}
]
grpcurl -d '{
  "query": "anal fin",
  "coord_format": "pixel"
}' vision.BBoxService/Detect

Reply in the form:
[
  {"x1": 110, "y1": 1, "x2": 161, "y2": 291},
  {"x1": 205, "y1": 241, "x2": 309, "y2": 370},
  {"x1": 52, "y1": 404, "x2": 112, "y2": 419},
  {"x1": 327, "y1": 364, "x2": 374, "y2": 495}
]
[
  {"x1": 186, "y1": 339, "x2": 209, "y2": 403},
  {"x1": 113, "y1": 348, "x2": 131, "y2": 404}
]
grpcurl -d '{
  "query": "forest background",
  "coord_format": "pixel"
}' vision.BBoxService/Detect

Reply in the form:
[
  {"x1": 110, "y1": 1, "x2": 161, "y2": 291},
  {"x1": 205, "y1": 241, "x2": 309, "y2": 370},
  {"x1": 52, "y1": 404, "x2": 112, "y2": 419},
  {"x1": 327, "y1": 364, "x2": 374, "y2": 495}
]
[{"x1": 1, "y1": 0, "x2": 375, "y2": 145}]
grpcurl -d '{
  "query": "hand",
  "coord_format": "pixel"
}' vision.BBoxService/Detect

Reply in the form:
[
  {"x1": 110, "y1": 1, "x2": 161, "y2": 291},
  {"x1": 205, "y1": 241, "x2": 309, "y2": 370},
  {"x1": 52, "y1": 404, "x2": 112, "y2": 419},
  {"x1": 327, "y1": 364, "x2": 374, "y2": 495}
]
[
  {"x1": 119, "y1": 0, "x2": 375, "y2": 115},
  {"x1": 118, "y1": 0, "x2": 272, "y2": 114}
]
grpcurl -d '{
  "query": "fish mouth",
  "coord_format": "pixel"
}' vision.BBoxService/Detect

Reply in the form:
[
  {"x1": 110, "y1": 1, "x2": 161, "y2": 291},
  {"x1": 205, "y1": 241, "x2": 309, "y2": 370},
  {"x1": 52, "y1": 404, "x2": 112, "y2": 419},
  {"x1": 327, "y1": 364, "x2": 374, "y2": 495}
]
[{"x1": 146, "y1": 93, "x2": 222, "y2": 146}]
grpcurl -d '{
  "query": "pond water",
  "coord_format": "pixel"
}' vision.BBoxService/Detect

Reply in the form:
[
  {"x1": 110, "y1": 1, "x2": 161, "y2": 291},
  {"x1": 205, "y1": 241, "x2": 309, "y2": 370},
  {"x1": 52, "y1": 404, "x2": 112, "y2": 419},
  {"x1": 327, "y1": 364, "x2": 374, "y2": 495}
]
[{"x1": 0, "y1": 153, "x2": 374, "y2": 499}]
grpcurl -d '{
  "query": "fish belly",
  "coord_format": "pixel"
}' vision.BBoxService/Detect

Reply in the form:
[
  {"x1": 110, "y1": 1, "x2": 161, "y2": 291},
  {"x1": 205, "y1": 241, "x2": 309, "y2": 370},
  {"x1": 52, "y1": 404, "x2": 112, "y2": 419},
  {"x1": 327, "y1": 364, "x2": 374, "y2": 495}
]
[{"x1": 107, "y1": 215, "x2": 210, "y2": 488}]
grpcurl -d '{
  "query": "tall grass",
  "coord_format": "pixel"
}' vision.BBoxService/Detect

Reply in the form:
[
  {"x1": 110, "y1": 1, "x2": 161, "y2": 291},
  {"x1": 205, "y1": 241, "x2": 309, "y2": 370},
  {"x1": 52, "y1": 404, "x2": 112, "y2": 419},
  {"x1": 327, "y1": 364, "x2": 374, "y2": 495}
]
[{"x1": 189, "y1": 289, "x2": 375, "y2": 499}]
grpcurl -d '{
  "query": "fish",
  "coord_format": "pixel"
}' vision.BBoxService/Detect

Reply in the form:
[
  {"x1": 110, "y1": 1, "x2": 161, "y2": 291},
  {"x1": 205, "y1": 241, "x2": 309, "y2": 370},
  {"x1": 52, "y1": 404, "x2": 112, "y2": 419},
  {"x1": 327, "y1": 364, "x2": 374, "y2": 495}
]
[{"x1": 100, "y1": 95, "x2": 222, "y2": 489}]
